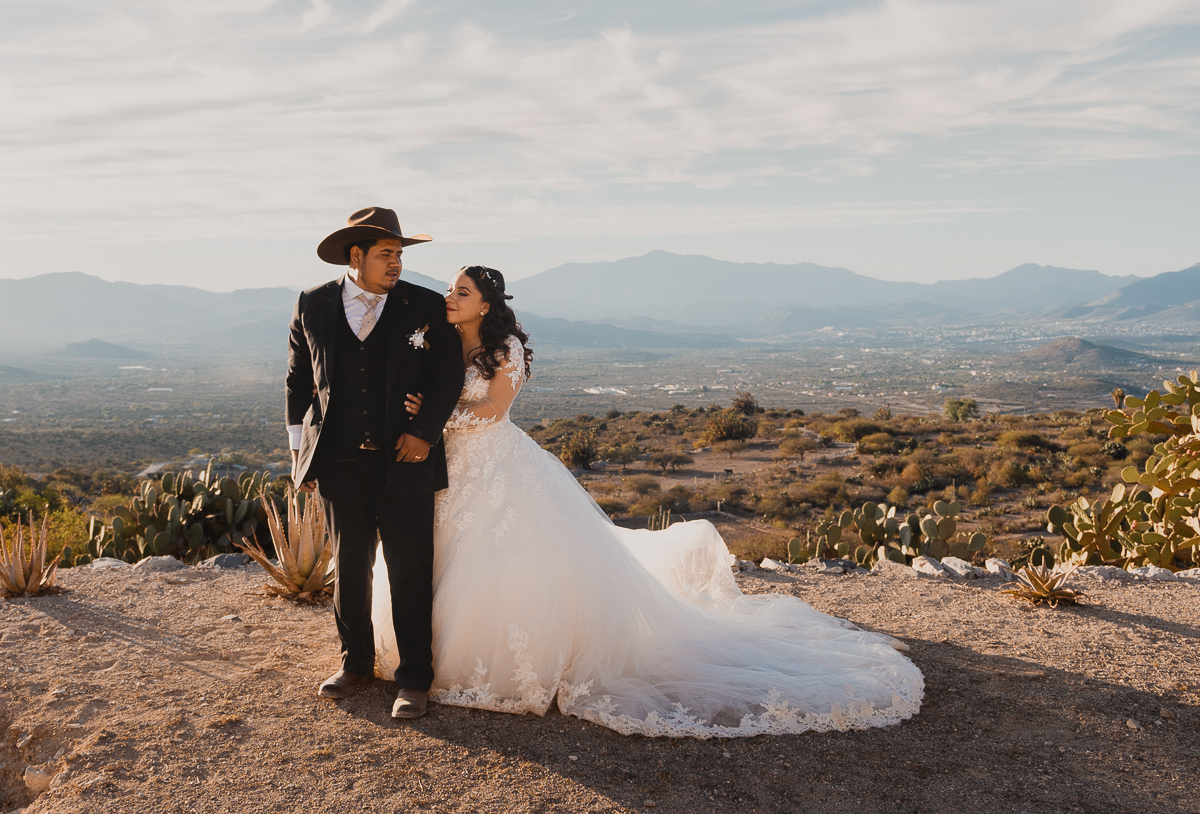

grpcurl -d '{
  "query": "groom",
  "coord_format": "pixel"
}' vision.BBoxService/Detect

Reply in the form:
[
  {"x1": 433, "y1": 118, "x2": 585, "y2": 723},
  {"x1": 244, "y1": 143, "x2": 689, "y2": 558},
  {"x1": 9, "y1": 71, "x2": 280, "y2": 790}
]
[{"x1": 286, "y1": 207, "x2": 464, "y2": 718}]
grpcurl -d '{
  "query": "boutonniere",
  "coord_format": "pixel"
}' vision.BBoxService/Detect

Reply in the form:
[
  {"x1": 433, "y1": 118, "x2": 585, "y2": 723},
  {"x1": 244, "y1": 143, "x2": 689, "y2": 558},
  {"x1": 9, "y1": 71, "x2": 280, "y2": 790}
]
[{"x1": 409, "y1": 324, "x2": 430, "y2": 350}]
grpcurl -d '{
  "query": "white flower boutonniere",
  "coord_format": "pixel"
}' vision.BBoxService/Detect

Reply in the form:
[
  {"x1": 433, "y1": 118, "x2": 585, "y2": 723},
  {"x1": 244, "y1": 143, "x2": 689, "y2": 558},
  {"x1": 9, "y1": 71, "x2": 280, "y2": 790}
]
[{"x1": 409, "y1": 324, "x2": 430, "y2": 350}]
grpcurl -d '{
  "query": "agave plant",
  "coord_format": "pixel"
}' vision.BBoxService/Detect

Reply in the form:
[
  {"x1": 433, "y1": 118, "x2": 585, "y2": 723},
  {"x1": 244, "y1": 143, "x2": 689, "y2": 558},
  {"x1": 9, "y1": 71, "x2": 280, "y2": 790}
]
[
  {"x1": 1001, "y1": 563, "x2": 1087, "y2": 608},
  {"x1": 237, "y1": 489, "x2": 332, "y2": 601},
  {"x1": 0, "y1": 513, "x2": 64, "y2": 597}
]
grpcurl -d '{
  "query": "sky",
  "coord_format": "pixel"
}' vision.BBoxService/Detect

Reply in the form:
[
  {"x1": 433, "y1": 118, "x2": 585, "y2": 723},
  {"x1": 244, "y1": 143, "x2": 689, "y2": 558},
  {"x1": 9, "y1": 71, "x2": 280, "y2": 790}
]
[{"x1": 1, "y1": 0, "x2": 1198, "y2": 291}]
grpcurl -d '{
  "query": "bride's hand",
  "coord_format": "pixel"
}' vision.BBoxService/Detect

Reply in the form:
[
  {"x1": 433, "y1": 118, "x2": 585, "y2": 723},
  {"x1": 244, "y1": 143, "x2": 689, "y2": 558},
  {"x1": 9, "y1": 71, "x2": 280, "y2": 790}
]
[{"x1": 405, "y1": 393, "x2": 424, "y2": 415}]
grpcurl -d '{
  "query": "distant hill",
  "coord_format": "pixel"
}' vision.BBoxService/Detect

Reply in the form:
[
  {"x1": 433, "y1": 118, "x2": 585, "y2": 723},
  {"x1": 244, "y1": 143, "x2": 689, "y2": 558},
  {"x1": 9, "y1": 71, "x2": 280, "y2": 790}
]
[
  {"x1": 1051, "y1": 264, "x2": 1200, "y2": 321},
  {"x1": 1008, "y1": 337, "x2": 1193, "y2": 368},
  {"x1": 508, "y1": 251, "x2": 1135, "y2": 325},
  {"x1": 56, "y1": 339, "x2": 150, "y2": 359},
  {"x1": 0, "y1": 270, "x2": 446, "y2": 351}
]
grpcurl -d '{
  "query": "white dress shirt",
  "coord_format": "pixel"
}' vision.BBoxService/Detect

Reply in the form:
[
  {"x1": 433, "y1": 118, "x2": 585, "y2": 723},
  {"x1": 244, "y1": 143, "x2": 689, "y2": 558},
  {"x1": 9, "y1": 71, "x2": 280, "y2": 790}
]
[{"x1": 287, "y1": 276, "x2": 388, "y2": 451}]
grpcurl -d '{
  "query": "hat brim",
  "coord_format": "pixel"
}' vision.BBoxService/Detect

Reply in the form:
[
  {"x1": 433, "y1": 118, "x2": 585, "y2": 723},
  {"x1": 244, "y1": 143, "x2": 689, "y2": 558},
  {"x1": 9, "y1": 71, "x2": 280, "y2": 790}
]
[{"x1": 316, "y1": 225, "x2": 432, "y2": 265}]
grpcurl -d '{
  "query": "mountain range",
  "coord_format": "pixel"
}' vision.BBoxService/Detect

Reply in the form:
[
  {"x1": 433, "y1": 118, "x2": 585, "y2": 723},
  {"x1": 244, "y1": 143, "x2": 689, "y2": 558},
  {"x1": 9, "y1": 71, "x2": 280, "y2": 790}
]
[
  {"x1": 509, "y1": 251, "x2": 1142, "y2": 325},
  {"x1": 1, "y1": 254, "x2": 1199, "y2": 353}
]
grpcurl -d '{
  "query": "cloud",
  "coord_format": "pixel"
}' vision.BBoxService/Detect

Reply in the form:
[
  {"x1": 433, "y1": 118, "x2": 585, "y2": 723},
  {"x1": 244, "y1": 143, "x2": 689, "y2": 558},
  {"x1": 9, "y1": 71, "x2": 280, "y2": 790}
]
[{"x1": 0, "y1": 0, "x2": 1197, "y2": 249}]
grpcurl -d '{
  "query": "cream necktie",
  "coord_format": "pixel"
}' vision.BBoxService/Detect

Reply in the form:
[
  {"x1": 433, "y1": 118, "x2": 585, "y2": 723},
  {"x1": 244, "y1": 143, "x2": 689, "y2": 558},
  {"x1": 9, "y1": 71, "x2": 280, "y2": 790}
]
[{"x1": 355, "y1": 293, "x2": 382, "y2": 340}]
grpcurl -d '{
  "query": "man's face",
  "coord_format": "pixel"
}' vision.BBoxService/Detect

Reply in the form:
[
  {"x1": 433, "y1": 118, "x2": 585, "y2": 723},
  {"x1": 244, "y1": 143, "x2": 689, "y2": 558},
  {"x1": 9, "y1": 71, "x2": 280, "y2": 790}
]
[{"x1": 351, "y1": 239, "x2": 403, "y2": 294}]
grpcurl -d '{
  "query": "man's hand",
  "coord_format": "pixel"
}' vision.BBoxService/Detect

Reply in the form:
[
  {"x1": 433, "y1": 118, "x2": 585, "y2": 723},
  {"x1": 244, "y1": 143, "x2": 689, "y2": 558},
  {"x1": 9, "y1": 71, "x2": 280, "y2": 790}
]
[
  {"x1": 291, "y1": 449, "x2": 317, "y2": 492},
  {"x1": 395, "y1": 433, "x2": 432, "y2": 463}
]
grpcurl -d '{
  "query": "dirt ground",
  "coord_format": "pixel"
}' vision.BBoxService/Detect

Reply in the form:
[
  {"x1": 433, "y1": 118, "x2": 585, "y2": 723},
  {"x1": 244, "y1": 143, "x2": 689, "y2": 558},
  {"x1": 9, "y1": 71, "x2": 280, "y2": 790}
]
[{"x1": 2, "y1": 561, "x2": 1198, "y2": 814}]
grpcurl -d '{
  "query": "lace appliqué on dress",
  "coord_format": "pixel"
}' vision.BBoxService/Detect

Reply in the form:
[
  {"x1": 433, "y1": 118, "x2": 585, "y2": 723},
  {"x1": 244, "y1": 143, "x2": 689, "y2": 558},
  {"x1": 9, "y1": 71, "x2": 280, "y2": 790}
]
[{"x1": 432, "y1": 623, "x2": 566, "y2": 716}]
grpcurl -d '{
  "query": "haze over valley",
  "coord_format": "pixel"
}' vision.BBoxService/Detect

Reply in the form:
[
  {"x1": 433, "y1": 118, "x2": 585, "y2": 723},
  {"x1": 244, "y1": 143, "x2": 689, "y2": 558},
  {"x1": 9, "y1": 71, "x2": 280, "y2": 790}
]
[{"x1": 3, "y1": 252, "x2": 1200, "y2": 473}]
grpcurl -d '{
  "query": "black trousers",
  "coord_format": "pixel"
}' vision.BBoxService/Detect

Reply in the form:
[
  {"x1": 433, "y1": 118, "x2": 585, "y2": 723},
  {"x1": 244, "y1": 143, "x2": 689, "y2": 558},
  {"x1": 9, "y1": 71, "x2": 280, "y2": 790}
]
[{"x1": 316, "y1": 450, "x2": 435, "y2": 689}]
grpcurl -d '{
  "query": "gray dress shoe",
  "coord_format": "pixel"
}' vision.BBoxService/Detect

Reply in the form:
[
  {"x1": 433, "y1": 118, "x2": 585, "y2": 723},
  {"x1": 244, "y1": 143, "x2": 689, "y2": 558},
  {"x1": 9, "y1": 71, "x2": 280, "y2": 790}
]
[
  {"x1": 318, "y1": 669, "x2": 370, "y2": 699},
  {"x1": 392, "y1": 688, "x2": 428, "y2": 719}
]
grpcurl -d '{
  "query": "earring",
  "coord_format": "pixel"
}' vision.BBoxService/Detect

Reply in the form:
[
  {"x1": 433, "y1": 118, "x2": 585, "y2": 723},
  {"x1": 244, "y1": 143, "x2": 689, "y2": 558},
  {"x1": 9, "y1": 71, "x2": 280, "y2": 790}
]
[{"x1": 480, "y1": 310, "x2": 485, "y2": 316}]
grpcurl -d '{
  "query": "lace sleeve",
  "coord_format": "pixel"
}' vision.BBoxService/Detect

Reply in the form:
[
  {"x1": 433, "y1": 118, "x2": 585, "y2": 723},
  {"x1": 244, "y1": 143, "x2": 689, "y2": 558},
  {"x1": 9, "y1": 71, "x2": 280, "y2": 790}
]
[{"x1": 445, "y1": 336, "x2": 526, "y2": 431}]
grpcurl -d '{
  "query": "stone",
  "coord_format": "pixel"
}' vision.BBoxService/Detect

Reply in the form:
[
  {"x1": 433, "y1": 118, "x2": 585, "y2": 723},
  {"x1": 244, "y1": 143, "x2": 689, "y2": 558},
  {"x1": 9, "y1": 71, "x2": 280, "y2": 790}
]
[
  {"x1": 1160, "y1": 707, "x2": 1177, "y2": 720},
  {"x1": 219, "y1": 614, "x2": 242, "y2": 623},
  {"x1": 201, "y1": 553, "x2": 249, "y2": 569},
  {"x1": 941, "y1": 556, "x2": 985, "y2": 579},
  {"x1": 870, "y1": 558, "x2": 920, "y2": 579},
  {"x1": 808, "y1": 558, "x2": 857, "y2": 574},
  {"x1": 24, "y1": 766, "x2": 52, "y2": 795},
  {"x1": 133, "y1": 556, "x2": 187, "y2": 573},
  {"x1": 1074, "y1": 565, "x2": 1134, "y2": 582},
  {"x1": 1128, "y1": 565, "x2": 1177, "y2": 581},
  {"x1": 89, "y1": 558, "x2": 130, "y2": 570},
  {"x1": 733, "y1": 560, "x2": 757, "y2": 571},
  {"x1": 985, "y1": 557, "x2": 1014, "y2": 576},
  {"x1": 49, "y1": 769, "x2": 71, "y2": 790},
  {"x1": 1175, "y1": 568, "x2": 1200, "y2": 582},
  {"x1": 759, "y1": 558, "x2": 796, "y2": 573},
  {"x1": 1126, "y1": 718, "x2": 1143, "y2": 731},
  {"x1": 911, "y1": 556, "x2": 951, "y2": 577}
]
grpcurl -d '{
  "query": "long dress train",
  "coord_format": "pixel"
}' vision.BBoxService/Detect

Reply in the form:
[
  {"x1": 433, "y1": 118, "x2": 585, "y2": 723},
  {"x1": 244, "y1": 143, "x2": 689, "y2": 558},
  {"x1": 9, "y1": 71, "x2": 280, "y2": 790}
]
[{"x1": 372, "y1": 336, "x2": 923, "y2": 738}]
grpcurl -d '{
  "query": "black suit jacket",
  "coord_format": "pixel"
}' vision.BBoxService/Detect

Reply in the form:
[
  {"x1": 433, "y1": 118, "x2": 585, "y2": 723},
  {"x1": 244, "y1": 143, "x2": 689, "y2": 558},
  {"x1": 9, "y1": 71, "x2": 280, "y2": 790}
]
[{"x1": 286, "y1": 277, "x2": 464, "y2": 495}]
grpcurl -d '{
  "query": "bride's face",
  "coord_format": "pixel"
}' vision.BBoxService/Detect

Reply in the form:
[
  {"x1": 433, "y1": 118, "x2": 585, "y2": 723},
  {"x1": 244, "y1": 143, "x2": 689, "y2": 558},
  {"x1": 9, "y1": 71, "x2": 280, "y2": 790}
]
[{"x1": 445, "y1": 272, "x2": 489, "y2": 327}]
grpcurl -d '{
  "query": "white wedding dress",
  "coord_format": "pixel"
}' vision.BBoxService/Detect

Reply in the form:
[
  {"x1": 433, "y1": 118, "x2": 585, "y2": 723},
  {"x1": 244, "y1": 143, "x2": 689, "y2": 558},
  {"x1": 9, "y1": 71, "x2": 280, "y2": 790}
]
[{"x1": 373, "y1": 336, "x2": 923, "y2": 738}]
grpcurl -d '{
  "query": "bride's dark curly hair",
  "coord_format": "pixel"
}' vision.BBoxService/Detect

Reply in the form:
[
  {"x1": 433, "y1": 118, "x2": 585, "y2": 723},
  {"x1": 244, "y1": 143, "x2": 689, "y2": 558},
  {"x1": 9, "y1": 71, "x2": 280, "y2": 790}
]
[{"x1": 460, "y1": 265, "x2": 533, "y2": 381}]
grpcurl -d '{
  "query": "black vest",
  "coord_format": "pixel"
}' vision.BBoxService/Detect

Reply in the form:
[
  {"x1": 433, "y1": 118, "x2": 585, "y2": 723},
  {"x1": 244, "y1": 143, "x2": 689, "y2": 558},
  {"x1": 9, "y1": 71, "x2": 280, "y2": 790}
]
[{"x1": 322, "y1": 303, "x2": 390, "y2": 457}]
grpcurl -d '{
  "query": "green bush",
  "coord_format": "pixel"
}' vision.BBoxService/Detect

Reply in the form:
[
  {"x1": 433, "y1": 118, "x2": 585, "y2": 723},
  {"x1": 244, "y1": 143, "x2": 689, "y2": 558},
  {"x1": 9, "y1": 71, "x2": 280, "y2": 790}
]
[
  {"x1": 944, "y1": 398, "x2": 979, "y2": 422},
  {"x1": 699, "y1": 409, "x2": 758, "y2": 444}
]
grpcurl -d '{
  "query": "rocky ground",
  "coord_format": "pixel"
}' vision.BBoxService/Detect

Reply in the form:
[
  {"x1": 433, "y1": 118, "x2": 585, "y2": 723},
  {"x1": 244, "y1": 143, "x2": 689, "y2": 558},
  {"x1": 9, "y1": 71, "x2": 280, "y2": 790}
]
[{"x1": 2, "y1": 559, "x2": 1198, "y2": 814}]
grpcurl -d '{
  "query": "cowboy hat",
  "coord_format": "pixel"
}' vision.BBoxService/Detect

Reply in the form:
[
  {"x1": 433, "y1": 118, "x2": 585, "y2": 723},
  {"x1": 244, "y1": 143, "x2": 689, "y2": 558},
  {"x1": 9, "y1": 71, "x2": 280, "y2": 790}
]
[{"x1": 317, "y1": 207, "x2": 432, "y2": 265}]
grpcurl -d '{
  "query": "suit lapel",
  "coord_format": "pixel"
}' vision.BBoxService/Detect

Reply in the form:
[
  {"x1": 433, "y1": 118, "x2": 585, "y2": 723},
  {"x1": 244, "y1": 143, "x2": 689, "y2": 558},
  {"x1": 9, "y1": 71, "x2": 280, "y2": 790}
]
[
  {"x1": 385, "y1": 281, "x2": 413, "y2": 395},
  {"x1": 318, "y1": 278, "x2": 342, "y2": 385}
]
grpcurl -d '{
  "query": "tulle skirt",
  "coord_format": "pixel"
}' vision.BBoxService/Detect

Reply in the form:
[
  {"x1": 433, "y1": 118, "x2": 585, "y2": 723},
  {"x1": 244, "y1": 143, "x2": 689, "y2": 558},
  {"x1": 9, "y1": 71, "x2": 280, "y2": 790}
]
[{"x1": 372, "y1": 420, "x2": 923, "y2": 738}]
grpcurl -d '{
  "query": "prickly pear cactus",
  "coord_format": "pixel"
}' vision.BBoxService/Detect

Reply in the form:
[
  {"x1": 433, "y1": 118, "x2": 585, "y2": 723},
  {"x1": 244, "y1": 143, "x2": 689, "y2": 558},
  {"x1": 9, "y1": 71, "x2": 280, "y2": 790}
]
[
  {"x1": 1045, "y1": 371, "x2": 1200, "y2": 571},
  {"x1": 87, "y1": 462, "x2": 278, "y2": 565}
]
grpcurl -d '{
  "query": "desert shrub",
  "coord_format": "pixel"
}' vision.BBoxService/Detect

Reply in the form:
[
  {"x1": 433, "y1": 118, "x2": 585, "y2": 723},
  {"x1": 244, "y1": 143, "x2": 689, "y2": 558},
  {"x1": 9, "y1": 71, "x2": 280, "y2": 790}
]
[
  {"x1": 869, "y1": 456, "x2": 904, "y2": 479},
  {"x1": 1101, "y1": 440, "x2": 1129, "y2": 460},
  {"x1": 886, "y1": 485, "x2": 909, "y2": 507},
  {"x1": 560, "y1": 430, "x2": 599, "y2": 469},
  {"x1": 943, "y1": 397, "x2": 979, "y2": 422},
  {"x1": 830, "y1": 419, "x2": 888, "y2": 443},
  {"x1": 593, "y1": 497, "x2": 628, "y2": 516},
  {"x1": 601, "y1": 441, "x2": 642, "y2": 472},
  {"x1": 997, "y1": 430, "x2": 1054, "y2": 451},
  {"x1": 649, "y1": 448, "x2": 691, "y2": 472},
  {"x1": 624, "y1": 475, "x2": 661, "y2": 496},
  {"x1": 776, "y1": 435, "x2": 819, "y2": 460},
  {"x1": 969, "y1": 483, "x2": 993, "y2": 507},
  {"x1": 857, "y1": 432, "x2": 896, "y2": 455},
  {"x1": 731, "y1": 391, "x2": 762, "y2": 416},
  {"x1": 958, "y1": 448, "x2": 990, "y2": 479},
  {"x1": 713, "y1": 440, "x2": 748, "y2": 458},
  {"x1": 663, "y1": 485, "x2": 695, "y2": 512},
  {"x1": 1059, "y1": 425, "x2": 1093, "y2": 443},
  {"x1": 786, "y1": 473, "x2": 844, "y2": 506},
  {"x1": 699, "y1": 409, "x2": 758, "y2": 444},
  {"x1": 1067, "y1": 441, "x2": 1105, "y2": 466},
  {"x1": 988, "y1": 459, "x2": 1029, "y2": 487}
]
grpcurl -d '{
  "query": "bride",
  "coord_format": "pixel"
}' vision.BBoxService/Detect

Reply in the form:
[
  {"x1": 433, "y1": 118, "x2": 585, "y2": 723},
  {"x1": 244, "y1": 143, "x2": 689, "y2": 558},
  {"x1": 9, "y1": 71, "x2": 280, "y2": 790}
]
[{"x1": 372, "y1": 265, "x2": 923, "y2": 738}]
